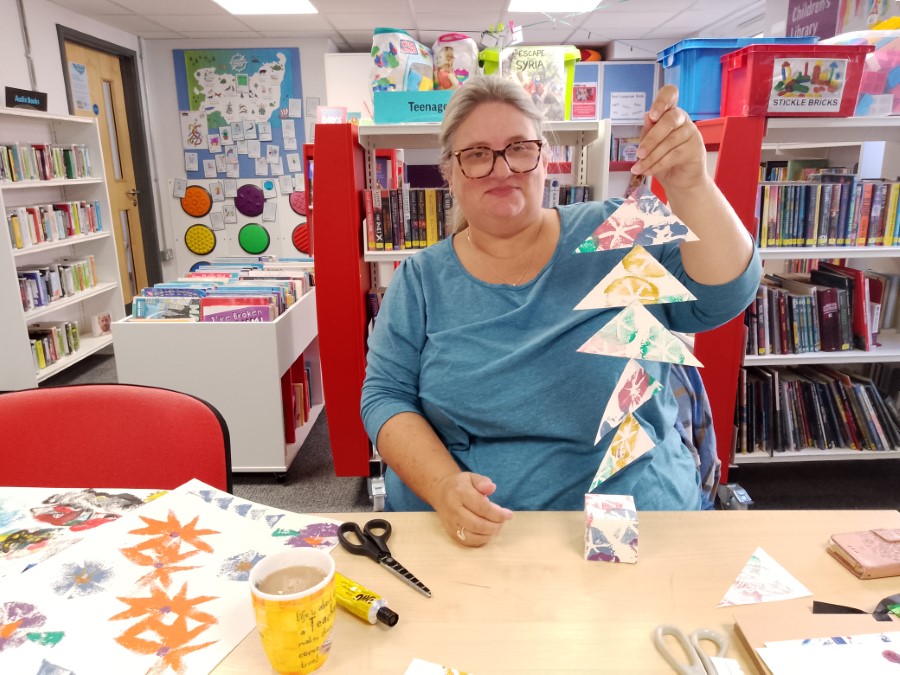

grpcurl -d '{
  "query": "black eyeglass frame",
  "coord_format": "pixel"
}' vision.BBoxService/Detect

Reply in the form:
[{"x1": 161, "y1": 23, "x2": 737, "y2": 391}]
[{"x1": 452, "y1": 139, "x2": 545, "y2": 179}]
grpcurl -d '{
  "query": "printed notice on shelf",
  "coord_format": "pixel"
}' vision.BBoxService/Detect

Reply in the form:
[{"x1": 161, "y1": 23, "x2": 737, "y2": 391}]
[
  {"x1": 610, "y1": 92, "x2": 646, "y2": 121},
  {"x1": 768, "y1": 59, "x2": 849, "y2": 113}
]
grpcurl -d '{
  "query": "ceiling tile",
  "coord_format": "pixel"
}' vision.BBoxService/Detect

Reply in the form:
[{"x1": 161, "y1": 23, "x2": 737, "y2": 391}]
[
  {"x1": 89, "y1": 14, "x2": 173, "y2": 32},
  {"x1": 111, "y1": 0, "x2": 229, "y2": 15},
  {"x1": 327, "y1": 13, "x2": 413, "y2": 31},
  {"x1": 49, "y1": 0, "x2": 130, "y2": 13},
  {"x1": 574, "y1": 9, "x2": 677, "y2": 32},
  {"x1": 235, "y1": 14, "x2": 334, "y2": 31},
  {"x1": 415, "y1": 13, "x2": 502, "y2": 32},
  {"x1": 177, "y1": 31, "x2": 269, "y2": 38},
  {"x1": 641, "y1": 9, "x2": 720, "y2": 38},
  {"x1": 148, "y1": 13, "x2": 251, "y2": 31},
  {"x1": 310, "y1": 0, "x2": 415, "y2": 11}
]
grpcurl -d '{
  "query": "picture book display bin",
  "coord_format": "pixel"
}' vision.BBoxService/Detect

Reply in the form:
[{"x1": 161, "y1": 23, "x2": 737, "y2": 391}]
[
  {"x1": 111, "y1": 289, "x2": 323, "y2": 473},
  {"x1": 720, "y1": 44, "x2": 874, "y2": 118}
]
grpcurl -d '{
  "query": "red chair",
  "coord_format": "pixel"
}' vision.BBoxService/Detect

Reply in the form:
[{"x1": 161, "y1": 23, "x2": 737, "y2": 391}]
[{"x1": 0, "y1": 384, "x2": 232, "y2": 492}]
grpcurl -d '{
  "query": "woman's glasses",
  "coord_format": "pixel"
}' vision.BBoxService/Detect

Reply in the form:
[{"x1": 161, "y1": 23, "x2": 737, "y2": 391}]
[{"x1": 452, "y1": 140, "x2": 543, "y2": 179}]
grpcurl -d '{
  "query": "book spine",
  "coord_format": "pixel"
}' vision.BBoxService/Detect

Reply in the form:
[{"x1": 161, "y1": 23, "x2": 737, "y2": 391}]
[{"x1": 363, "y1": 189, "x2": 376, "y2": 251}]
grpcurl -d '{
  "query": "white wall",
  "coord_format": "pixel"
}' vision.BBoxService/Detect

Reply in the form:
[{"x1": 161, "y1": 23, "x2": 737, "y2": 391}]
[
  {"x1": 0, "y1": 0, "x2": 139, "y2": 114},
  {"x1": 142, "y1": 38, "x2": 337, "y2": 278}
]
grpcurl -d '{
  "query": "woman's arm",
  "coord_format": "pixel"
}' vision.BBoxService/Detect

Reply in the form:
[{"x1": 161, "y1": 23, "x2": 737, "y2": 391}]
[
  {"x1": 376, "y1": 412, "x2": 513, "y2": 547},
  {"x1": 631, "y1": 85, "x2": 755, "y2": 286}
]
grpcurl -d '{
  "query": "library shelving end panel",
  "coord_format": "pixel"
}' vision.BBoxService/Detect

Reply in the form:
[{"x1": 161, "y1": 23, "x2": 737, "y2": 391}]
[
  {"x1": 312, "y1": 122, "x2": 372, "y2": 478},
  {"x1": 693, "y1": 116, "x2": 767, "y2": 482}
]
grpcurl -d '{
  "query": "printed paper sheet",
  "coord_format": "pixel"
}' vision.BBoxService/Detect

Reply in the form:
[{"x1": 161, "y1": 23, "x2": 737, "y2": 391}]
[
  {"x1": 574, "y1": 245, "x2": 696, "y2": 310},
  {"x1": 594, "y1": 359, "x2": 663, "y2": 443},
  {"x1": 574, "y1": 187, "x2": 698, "y2": 253},
  {"x1": 718, "y1": 547, "x2": 812, "y2": 607},
  {"x1": 0, "y1": 480, "x2": 341, "y2": 675},
  {"x1": 589, "y1": 413, "x2": 655, "y2": 491},
  {"x1": 577, "y1": 302, "x2": 703, "y2": 367}
]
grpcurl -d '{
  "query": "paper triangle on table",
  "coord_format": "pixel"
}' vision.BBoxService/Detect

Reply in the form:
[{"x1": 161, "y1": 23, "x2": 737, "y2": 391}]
[
  {"x1": 595, "y1": 358, "x2": 664, "y2": 444},
  {"x1": 718, "y1": 546, "x2": 813, "y2": 607},
  {"x1": 589, "y1": 412, "x2": 655, "y2": 491},
  {"x1": 574, "y1": 245, "x2": 697, "y2": 310},
  {"x1": 577, "y1": 302, "x2": 703, "y2": 367},
  {"x1": 574, "y1": 186, "x2": 699, "y2": 253}
]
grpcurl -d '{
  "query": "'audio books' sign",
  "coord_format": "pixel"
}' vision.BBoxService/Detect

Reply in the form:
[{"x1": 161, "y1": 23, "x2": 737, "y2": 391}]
[
  {"x1": 768, "y1": 58, "x2": 848, "y2": 112},
  {"x1": 5, "y1": 87, "x2": 47, "y2": 111}
]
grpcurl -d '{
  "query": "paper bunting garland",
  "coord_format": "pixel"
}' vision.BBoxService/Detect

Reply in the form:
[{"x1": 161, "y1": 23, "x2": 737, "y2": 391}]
[
  {"x1": 718, "y1": 547, "x2": 812, "y2": 607},
  {"x1": 574, "y1": 245, "x2": 697, "y2": 310},
  {"x1": 574, "y1": 187, "x2": 699, "y2": 253},
  {"x1": 595, "y1": 359, "x2": 663, "y2": 444},
  {"x1": 589, "y1": 413, "x2": 655, "y2": 491},
  {"x1": 578, "y1": 302, "x2": 703, "y2": 367}
]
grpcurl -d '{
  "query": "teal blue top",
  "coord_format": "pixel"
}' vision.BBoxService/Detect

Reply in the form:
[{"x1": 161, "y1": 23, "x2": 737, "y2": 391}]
[{"x1": 361, "y1": 200, "x2": 762, "y2": 511}]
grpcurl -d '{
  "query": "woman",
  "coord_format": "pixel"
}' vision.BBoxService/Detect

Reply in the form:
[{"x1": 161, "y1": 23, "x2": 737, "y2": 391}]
[{"x1": 361, "y1": 76, "x2": 761, "y2": 547}]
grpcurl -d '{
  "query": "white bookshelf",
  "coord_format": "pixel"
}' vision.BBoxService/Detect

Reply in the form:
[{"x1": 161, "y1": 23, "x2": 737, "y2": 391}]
[
  {"x1": 112, "y1": 288, "x2": 322, "y2": 473},
  {"x1": 736, "y1": 117, "x2": 900, "y2": 465},
  {"x1": 0, "y1": 108, "x2": 125, "y2": 390}
]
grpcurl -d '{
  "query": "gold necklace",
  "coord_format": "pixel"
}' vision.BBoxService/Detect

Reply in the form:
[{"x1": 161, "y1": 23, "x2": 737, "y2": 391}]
[{"x1": 466, "y1": 219, "x2": 544, "y2": 286}]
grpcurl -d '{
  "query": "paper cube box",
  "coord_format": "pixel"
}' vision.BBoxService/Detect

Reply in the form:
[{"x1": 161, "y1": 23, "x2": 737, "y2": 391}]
[{"x1": 584, "y1": 493, "x2": 638, "y2": 563}]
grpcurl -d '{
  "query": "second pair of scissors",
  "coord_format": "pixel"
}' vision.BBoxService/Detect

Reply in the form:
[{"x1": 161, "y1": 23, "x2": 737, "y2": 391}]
[
  {"x1": 338, "y1": 518, "x2": 432, "y2": 598},
  {"x1": 653, "y1": 624, "x2": 730, "y2": 675}
]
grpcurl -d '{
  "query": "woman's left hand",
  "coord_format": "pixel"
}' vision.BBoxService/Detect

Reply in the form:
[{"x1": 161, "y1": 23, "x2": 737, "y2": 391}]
[{"x1": 631, "y1": 85, "x2": 708, "y2": 193}]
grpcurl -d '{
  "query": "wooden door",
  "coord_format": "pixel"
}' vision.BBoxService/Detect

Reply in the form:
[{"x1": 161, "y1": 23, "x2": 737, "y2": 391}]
[{"x1": 65, "y1": 41, "x2": 148, "y2": 304}]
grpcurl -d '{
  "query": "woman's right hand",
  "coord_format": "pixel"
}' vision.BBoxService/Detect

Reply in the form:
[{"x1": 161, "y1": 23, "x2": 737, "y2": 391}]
[{"x1": 433, "y1": 472, "x2": 514, "y2": 547}]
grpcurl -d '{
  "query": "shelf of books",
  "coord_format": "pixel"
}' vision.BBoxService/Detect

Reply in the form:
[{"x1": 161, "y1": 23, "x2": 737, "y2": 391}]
[
  {"x1": 112, "y1": 258, "x2": 320, "y2": 472},
  {"x1": 314, "y1": 120, "x2": 612, "y2": 478},
  {"x1": 730, "y1": 116, "x2": 900, "y2": 467},
  {"x1": 0, "y1": 108, "x2": 125, "y2": 390}
]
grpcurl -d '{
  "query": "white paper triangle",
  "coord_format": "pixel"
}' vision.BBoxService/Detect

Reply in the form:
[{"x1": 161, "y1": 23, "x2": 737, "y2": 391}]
[
  {"x1": 577, "y1": 302, "x2": 703, "y2": 367},
  {"x1": 589, "y1": 413, "x2": 655, "y2": 491},
  {"x1": 595, "y1": 359, "x2": 664, "y2": 444},
  {"x1": 718, "y1": 547, "x2": 813, "y2": 607},
  {"x1": 575, "y1": 245, "x2": 697, "y2": 310}
]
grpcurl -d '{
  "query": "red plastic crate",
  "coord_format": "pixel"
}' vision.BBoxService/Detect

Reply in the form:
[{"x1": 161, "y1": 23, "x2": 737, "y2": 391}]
[{"x1": 720, "y1": 44, "x2": 874, "y2": 117}]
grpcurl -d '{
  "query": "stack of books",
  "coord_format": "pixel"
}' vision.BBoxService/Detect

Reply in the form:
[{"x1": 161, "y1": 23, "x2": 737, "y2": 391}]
[
  {"x1": 129, "y1": 256, "x2": 313, "y2": 322},
  {"x1": 7, "y1": 200, "x2": 104, "y2": 249}
]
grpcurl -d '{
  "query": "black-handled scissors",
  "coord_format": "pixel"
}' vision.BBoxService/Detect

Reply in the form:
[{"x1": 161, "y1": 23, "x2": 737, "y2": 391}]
[{"x1": 338, "y1": 518, "x2": 432, "y2": 598}]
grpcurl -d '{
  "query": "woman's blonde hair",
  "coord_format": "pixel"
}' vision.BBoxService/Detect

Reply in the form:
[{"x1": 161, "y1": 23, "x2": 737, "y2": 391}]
[{"x1": 439, "y1": 76, "x2": 546, "y2": 232}]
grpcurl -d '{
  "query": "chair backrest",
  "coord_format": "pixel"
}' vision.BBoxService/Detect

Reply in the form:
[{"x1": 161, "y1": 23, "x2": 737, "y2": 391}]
[{"x1": 0, "y1": 384, "x2": 232, "y2": 492}]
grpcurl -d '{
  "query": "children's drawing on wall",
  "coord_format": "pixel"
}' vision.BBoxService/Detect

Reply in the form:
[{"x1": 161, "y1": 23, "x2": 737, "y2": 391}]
[{"x1": 173, "y1": 48, "x2": 304, "y2": 180}]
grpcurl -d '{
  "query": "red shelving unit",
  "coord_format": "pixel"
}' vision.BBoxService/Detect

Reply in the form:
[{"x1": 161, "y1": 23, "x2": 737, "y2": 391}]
[{"x1": 312, "y1": 123, "x2": 372, "y2": 477}]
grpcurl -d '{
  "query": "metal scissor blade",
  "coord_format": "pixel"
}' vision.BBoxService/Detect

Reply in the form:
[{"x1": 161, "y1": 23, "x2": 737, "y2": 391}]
[{"x1": 380, "y1": 557, "x2": 432, "y2": 598}]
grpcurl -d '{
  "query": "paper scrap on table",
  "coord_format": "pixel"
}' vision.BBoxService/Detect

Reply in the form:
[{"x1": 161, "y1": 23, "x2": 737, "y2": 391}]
[
  {"x1": 590, "y1": 413, "x2": 654, "y2": 490},
  {"x1": 405, "y1": 657, "x2": 471, "y2": 674},
  {"x1": 709, "y1": 656, "x2": 746, "y2": 675},
  {"x1": 595, "y1": 359, "x2": 663, "y2": 443},
  {"x1": 718, "y1": 547, "x2": 812, "y2": 607},
  {"x1": 574, "y1": 186, "x2": 698, "y2": 252},
  {"x1": 757, "y1": 637, "x2": 900, "y2": 674},
  {"x1": 0, "y1": 479, "x2": 342, "y2": 675},
  {"x1": 574, "y1": 245, "x2": 696, "y2": 310},
  {"x1": 577, "y1": 302, "x2": 703, "y2": 367}
]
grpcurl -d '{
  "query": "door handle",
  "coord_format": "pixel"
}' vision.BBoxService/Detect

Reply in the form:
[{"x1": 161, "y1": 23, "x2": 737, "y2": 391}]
[{"x1": 126, "y1": 188, "x2": 139, "y2": 206}]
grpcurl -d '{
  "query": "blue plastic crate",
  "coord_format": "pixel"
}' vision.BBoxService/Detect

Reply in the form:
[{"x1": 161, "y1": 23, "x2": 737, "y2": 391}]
[{"x1": 657, "y1": 37, "x2": 818, "y2": 120}]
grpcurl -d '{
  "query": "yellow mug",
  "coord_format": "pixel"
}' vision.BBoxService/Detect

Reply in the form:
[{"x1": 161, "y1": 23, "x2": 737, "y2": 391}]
[{"x1": 249, "y1": 548, "x2": 336, "y2": 674}]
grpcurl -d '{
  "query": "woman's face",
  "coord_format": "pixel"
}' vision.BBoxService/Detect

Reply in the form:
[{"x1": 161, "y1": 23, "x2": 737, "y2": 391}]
[{"x1": 448, "y1": 101, "x2": 547, "y2": 233}]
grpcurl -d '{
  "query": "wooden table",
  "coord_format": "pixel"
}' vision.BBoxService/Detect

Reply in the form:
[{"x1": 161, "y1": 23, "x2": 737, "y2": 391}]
[{"x1": 214, "y1": 510, "x2": 900, "y2": 674}]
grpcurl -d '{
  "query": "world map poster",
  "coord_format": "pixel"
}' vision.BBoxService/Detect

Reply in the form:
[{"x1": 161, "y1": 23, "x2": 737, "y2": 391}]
[{"x1": 173, "y1": 48, "x2": 304, "y2": 180}]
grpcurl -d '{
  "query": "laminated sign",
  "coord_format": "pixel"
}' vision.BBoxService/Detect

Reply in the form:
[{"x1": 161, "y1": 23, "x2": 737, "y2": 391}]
[{"x1": 769, "y1": 58, "x2": 849, "y2": 112}]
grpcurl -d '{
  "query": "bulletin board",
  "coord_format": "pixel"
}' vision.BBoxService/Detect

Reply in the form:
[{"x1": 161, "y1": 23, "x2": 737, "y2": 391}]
[
  {"x1": 600, "y1": 62, "x2": 659, "y2": 121},
  {"x1": 170, "y1": 48, "x2": 310, "y2": 272},
  {"x1": 173, "y1": 48, "x2": 305, "y2": 181}
]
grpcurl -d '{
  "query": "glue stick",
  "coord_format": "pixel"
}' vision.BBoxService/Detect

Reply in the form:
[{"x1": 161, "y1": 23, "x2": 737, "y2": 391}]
[{"x1": 334, "y1": 572, "x2": 399, "y2": 627}]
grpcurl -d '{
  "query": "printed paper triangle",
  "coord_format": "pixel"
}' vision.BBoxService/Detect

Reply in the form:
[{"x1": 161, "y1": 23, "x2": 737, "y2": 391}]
[
  {"x1": 589, "y1": 413, "x2": 655, "y2": 491},
  {"x1": 574, "y1": 245, "x2": 697, "y2": 310},
  {"x1": 718, "y1": 547, "x2": 813, "y2": 607},
  {"x1": 574, "y1": 186, "x2": 699, "y2": 253},
  {"x1": 595, "y1": 359, "x2": 664, "y2": 444},
  {"x1": 577, "y1": 302, "x2": 704, "y2": 367}
]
